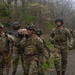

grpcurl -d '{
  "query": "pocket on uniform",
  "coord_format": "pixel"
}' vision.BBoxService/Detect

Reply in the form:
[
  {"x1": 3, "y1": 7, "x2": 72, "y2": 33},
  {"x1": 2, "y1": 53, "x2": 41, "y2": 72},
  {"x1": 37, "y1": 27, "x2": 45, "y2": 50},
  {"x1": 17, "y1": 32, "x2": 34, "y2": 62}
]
[{"x1": 29, "y1": 60, "x2": 38, "y2": 75}]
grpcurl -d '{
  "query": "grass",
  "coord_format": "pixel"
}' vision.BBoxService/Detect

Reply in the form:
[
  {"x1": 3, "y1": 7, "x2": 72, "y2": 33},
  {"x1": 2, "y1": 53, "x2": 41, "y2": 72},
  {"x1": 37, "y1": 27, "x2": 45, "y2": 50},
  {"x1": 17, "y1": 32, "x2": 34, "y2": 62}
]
[
  {"x1": 43, "y1": 55, "x2": 54, "y2": 70},
  {"x1": 43, "y1": 44, "x2": 55, "y2": 70},
  {"x1": 47, "y1": 22, "x2": 56, "y2": 30}
]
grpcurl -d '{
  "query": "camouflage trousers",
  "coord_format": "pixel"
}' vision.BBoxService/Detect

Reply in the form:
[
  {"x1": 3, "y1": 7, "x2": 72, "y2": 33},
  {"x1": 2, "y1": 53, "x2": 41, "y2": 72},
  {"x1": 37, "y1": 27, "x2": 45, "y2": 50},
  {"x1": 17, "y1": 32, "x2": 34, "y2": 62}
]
[
  {"x1": 12, "y1": 47, "x2": 25, "y2": 75},
  {"x1": 0, "y1": 52, "x2": 11, "y2": 75},
  {"x1": 39, "y1": 54, "x2": 44, "y2": 75},
  {"x1": 23, "y1": 54, "x2": 44, "y2": 75},
  {"x1": 53, "y1": 47, "x2": 68, "y2": 72}
]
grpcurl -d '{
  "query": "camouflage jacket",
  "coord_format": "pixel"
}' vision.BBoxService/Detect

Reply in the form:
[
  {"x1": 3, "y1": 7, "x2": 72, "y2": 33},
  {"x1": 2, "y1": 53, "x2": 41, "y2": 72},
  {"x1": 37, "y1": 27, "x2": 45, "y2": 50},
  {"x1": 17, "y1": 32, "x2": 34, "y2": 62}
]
[
  {"x1": 0, "y1": 33, "x2": 14, "y2": 52},
  {"x1": 40, "y1": 37, "x2": 50, "y2": 57},
  {"x1": 22, "y1": 34, "x2": 49, "y2": 58},
  {"x1": 50, "y1": 27, "x2": 73, "y2": 49}
]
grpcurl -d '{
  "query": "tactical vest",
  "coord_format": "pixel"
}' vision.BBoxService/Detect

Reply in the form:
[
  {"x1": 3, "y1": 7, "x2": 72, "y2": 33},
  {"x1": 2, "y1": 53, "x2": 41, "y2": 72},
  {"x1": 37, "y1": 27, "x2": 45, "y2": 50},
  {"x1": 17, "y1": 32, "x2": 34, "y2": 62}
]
[
  {"x1": 12, "y1": 31, "x2": 21, "y2": 46},
  {"x1": 24, "y1": 35, "x2": 39, "y2": 55},
  {"x1": 0, "y1": 33, "x2": 9, "y2": 52},
  {"x1": 54, "y1": 28, "x2": 67, "y2": 44}
]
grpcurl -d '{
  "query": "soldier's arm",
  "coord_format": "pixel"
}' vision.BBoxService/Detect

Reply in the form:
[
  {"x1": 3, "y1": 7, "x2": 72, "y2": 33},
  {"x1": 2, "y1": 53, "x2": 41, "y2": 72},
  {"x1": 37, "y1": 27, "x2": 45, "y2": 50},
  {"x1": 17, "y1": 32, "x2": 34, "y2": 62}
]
[
  {"x1": 37, "y1": 38, "x2": 50, "y2": 65},
  {"x1": 37, "y1": 38, "x2": 50, "y2": 59},
  {"x1": 65, "y1": 28, "x2": 74, "y2": 45},
  {"x1": 49, "y1": 29, "x2": 55, "y2": 44},
  {"x1": 7, "y1": 34, "x2": 14, "y2": 53},
  {"x1": 42, "y1": 38, "x2": 50, "y2": 57},
  {"x1": 65, "y1": 28, "x2": 74, "y2": 49},
  {"x1": 19, "y1": 37, "x2": 26, "y2": 48}
]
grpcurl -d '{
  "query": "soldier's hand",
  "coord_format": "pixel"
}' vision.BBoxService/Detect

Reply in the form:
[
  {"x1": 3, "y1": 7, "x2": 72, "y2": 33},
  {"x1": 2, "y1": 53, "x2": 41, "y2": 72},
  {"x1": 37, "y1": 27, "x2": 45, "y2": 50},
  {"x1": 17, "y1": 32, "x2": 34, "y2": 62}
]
[{"x1": 46, "y1": 58, "x2": 50, "y2": 65}]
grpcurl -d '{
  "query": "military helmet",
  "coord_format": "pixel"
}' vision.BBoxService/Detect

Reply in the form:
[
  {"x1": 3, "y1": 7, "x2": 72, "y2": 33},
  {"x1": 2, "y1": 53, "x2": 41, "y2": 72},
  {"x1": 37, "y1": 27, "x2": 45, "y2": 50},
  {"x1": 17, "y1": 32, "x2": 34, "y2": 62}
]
[
  {"x1": 55, "y1": 19, "x2": 63, "y2": 25},
  {"x1": 36, "y1": 29, "x2": 42, "y2": 35},
  {"x1": 12, "y1": 22, "x2": 20, "y2": 29},
  {"x1": 26, "y1": 24, "x2": 36, "y2": 31},
  {"x1": 0, "y1": 23, "x2": 4, "y2": 28}
]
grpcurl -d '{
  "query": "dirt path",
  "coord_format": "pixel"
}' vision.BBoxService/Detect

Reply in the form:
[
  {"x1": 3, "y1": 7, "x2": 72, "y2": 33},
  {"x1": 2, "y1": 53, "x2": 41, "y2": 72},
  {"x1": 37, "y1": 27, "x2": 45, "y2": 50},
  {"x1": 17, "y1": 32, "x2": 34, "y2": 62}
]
[
  {"x1": 9, "y1": 49, "x2": 75, "y2": 75},
  {"x1": 46, "y1": 49, "x2": 75, "y2": 75}
]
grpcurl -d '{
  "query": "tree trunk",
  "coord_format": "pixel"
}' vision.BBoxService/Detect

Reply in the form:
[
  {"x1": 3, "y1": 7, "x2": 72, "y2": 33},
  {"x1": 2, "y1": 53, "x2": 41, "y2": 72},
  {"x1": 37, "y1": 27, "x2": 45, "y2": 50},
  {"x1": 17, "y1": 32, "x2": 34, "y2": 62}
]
[
  {"x1": 21, "y1": 0, "x2": 26, "y2": 25},
  {"x1": 13, "y1": 0, "x2": 18, "y2": 21}
]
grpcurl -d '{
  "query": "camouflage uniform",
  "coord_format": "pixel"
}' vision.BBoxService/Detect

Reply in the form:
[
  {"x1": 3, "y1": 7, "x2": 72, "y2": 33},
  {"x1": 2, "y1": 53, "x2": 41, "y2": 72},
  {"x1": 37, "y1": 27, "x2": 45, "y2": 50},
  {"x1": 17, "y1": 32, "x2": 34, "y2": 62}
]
[
  {"x1": 22, "y1": 32, "x2": 49, "y2": 75},
  {"x1": 11, "y1": 22, "x2": 25, "y2": 75},
  {"x1": 0, "y1": 31, "x2": 13, "y2": 75},
  {"x1": 50, "y1": 27, "x2": 73, "y2": 75},
  {"x1": 35, "y1": 29, "x2": 50, "y2": 75}
]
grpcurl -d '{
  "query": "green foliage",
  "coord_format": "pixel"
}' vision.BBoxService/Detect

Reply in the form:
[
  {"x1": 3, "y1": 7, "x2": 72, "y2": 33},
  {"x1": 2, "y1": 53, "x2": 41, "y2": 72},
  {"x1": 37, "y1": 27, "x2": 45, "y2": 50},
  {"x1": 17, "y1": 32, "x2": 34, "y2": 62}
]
[
  {"x1": 47, "y1": 22, "x2": 56, "y2": 29},
  {"x1": 26, "y1": 15, "x2": 36, "y2": 23},
  {"x1": 30, "y1": 3, "x2": 39, "y2": 7},
  {"x1": 43, "y1": 56, "x2": 54, "y2": 70},
  {"x1": 19, "y1": 10, "x2": 36, "y2": 24},
  {"x1": 43, "y1": 44, "x2": 55, "y2": 70},
  {"x1": 4, "y1": 21, "x2": 11, "y2": 27},
  {"x1": 0, "y1": 3, "x2": 9, "y2": 17},
  {"x1": 48, "y1": 44, "x2": 54, "y2": 49}
]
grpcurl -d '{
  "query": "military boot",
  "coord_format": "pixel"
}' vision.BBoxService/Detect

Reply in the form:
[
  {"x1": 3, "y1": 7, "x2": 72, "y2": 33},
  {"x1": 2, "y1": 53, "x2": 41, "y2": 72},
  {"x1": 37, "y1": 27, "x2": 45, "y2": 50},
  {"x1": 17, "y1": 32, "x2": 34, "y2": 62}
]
[
  {"x1": 62, "y1": 71, "x2": 65, "y2": 75},
  {"x1": 56, "y1": 71, "x2": 60, "y2": 75}
]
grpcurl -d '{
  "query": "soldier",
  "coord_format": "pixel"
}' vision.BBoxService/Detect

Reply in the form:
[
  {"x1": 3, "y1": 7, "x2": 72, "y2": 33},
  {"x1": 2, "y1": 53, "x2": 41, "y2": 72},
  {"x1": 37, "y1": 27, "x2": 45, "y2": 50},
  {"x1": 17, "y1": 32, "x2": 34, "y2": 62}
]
[
  {"x1": 0, "y1": 23, "x2": 14, "y2": 75},
  {"x1": 35, "y1": 29, "x2": 50, "y2": 75},
  {"x1": 18, "y1": 29, "x2": 29, "y2": 48},
  {"x1": 11, "y1": 22, "x2": 27, "y2": 75},
  {"x1": 21, "y1": 24, "x2": 50, "y2": 75},
  {"x1": 50, "y1": 19, "x2": 73, "y2": 75},
  {"x1": 35, "y1": 29, "x2": 50, "y2": 62}
]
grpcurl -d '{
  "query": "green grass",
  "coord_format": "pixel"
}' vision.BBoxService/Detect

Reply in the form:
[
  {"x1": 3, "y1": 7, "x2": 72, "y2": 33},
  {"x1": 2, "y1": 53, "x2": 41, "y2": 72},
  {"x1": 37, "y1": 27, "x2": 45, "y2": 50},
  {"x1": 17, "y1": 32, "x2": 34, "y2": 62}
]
[
  {"x1": 42, "y1": 44, "x2": 55, "y2": 70},
  {"x1": 43, "y1": 55, "x2": 54, "y2": 70},
  {"x1": 48, "y1": 44, "x2": 54, "y2": 48},
  {"x1": 47, "y1": 22, "x2": 56, "y2": 30}
]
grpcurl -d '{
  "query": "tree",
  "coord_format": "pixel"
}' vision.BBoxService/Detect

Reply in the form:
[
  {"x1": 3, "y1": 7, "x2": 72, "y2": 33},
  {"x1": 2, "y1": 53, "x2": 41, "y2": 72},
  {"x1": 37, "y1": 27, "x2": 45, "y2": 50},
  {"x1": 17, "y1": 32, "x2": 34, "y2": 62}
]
[{"x1": 21, "y1": 0, "x2": 26, "y2": 25}]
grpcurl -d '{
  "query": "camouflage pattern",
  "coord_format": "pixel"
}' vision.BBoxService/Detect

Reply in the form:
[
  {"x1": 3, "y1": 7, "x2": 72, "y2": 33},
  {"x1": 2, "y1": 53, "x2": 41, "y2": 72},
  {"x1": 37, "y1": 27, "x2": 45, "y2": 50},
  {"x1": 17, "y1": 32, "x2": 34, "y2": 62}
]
[
  {"x1": 50, "y1": 27, "x2": 73, "y2": 72},
  {"x1": 12, "y1": 46, "x2": 25, "y2": 75},
  {"x1": 0, "y1": 52, "x2": 11, "y2": 75},
  {"x1": 19, "y1": 37, "x2": 26, "y2": 48},
  {"x1": 22, "y1": 34, "x2": 49, "y2": 75},
  {"x1": 35, "y1": 28, "x2": 50, "y2": 75},
  {"x1": 12, "y1": 22, "x2": 20, "y2": 30},
  {"x1": 42, "y1": 38, "x2": 50, "y2": 58},
  {"x1": 39, "y1": 37, "x2": 50, "y2": 75},
  {"x1": 11, "y1": 30, "x2": 26, "y2": 75},
  {"x1": 53, "y1": 48, "x2": 68, "y2": 71},
  {"x1": 0, "y1": 33, "x2": 12, "y2": 75},
  {"x1": 35, "y1": 28, "x2": 50, "y2": 58},
  {"x1": 26, "y1": 24, "x2": 36, "y2": 31}
]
